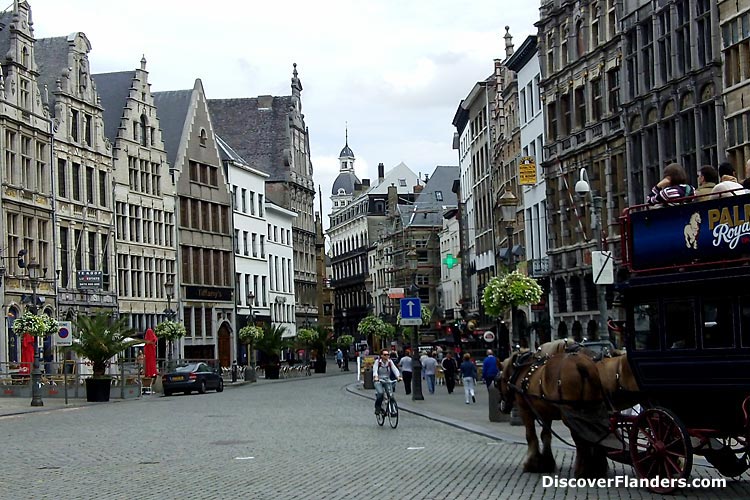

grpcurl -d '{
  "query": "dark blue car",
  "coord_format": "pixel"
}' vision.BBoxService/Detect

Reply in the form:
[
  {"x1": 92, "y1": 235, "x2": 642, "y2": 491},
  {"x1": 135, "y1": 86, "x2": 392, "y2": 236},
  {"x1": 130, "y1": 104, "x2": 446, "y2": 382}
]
[{"x1": 162, "y1": 362, "x2": 224, "y2": 396}]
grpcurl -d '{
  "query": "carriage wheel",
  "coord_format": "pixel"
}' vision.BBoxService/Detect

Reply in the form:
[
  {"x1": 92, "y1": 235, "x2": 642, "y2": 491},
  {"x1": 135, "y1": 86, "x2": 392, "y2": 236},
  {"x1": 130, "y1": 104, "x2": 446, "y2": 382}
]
[{"x1": 629, "y1": 407, "x2": 693, "y2": 494}]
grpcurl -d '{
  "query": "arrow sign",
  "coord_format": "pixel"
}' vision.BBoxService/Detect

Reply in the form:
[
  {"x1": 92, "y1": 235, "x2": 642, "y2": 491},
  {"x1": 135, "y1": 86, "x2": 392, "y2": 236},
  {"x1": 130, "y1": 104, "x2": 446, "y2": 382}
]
[{"x1": 400, "y1": 297, "x2": 422, "y2": 326}]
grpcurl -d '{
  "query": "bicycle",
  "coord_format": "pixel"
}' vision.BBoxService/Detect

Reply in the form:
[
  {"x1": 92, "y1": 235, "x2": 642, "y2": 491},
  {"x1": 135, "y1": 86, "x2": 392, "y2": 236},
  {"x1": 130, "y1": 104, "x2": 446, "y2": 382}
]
[{"x1": 375, "y1": 380, "x2": 399, "y2": 429}]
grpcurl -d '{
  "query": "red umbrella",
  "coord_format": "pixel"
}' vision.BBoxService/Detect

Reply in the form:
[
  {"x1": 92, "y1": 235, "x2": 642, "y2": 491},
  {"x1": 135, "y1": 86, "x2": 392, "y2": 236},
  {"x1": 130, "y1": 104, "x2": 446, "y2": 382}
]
[
  {"x1": 144, "y1": 328, "x2": 158, "y2": 378},
  {"x1": 20, "y1": 333, "x2": 35, "y2": 374}
]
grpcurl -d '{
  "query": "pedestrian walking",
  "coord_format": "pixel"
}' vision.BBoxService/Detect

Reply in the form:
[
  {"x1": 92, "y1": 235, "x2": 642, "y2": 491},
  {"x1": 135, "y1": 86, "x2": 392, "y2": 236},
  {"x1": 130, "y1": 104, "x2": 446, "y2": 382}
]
[
  {"x1": 441, "y1": 351, "x2": 458, "y2": 394},
  {"x1": 422, "y1": 351, "x2": 438, "y2": 394},
  {"x1": 398, "y1": 349, "x2": 413, "y2": 395},
  {"x1": 482, "y1": 349, "x2": 499, "y2": 389},
  {"x1": 460, "y1": 353, "x2": 478, "y2": 404},
  {"x1": 336, "y1": 349, "x2": 343, "y2": 369}
]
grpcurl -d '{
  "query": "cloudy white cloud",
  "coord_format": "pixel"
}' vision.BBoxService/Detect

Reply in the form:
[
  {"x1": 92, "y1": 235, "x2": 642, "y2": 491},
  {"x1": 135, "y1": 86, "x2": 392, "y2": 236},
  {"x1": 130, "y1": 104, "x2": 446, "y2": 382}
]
[{"x1": 29, "y1": 0, "x2": 540, "y2": 228}]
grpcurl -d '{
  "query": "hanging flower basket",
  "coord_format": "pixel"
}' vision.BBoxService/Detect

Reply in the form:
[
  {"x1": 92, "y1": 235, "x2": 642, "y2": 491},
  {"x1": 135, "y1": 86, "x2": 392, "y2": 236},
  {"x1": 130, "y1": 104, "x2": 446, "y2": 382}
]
[
  {"x1": 296, "y1": 328, "x2": 317, "y2": 344},
  {"x1": 482, "y1": 271, "x2": 543, "y2": 318},
  {"x1": 337, "y1": 334, "x2": 354, "y2": 348},
  {"x1": 154, "y1": 320, "x2": 187, "y2": 342},
  {"x1": 13, "y1": 312, "x2": 58, "y2": 337},
  {"x1": 239, "y1": 325, "x2": 264, "y2": 345}
]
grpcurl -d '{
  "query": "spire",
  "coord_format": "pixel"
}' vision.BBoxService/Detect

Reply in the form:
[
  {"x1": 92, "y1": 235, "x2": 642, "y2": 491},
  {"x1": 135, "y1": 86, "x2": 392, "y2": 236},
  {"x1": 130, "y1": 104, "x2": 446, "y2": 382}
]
[
  {"x1": 345, "y1": 121, "x2": 348, "y2": 147},
  {"x1": 291, "y1": 62, "x2": 302, "y2": 112},
  {"x1": 140, "y1": 54, "x2": 147, "y2": 71},
  {"x1": 504, "y1": 26, "x2": 514, "y2": 58}
]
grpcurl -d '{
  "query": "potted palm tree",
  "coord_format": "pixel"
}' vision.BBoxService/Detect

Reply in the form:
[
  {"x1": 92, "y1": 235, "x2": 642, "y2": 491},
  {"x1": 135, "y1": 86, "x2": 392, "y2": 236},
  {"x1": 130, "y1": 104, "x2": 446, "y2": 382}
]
[
  {"x1": 255, "y1": 324, "x2": 290, "y2": 379},
  {"x1": 66, "y1": 312, "x2": 141, "y2": 402},
  {"x1": 310, "y1": 326, "x2": 333, "y2": 373}
]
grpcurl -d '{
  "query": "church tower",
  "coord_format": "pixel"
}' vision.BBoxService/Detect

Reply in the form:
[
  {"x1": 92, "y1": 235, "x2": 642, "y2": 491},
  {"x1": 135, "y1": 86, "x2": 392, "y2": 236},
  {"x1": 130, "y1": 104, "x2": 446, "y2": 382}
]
[{"x1": 330, "y1": 128, "x2": 360, "y2": 213}]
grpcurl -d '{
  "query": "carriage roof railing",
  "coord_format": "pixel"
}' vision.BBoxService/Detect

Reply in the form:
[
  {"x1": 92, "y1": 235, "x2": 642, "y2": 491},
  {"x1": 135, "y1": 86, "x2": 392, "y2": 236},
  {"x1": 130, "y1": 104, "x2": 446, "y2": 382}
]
[{"x1": 619, "y1": 189, "x2": 750, "y2": 275}]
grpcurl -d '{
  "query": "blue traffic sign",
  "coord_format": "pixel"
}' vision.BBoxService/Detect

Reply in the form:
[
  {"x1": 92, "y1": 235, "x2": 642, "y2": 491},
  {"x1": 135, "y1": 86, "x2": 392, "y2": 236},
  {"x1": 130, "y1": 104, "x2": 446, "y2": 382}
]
[{"x1": 400, "y1": 297, "x2": 421, "y2": 319}]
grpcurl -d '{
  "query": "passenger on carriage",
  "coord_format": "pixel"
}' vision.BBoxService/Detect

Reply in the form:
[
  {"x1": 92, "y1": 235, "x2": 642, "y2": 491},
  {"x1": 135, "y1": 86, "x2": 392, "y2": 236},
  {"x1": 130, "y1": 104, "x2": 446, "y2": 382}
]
[
  {"x1": 694, "y1": 165, "x2": 718, "y2": 197},
  {"x1": 647, "y1": 163, "x2": 695, "y2": 206},
  {"x1": 712, "y1": 161, "x2": 748, "y2": 198}
]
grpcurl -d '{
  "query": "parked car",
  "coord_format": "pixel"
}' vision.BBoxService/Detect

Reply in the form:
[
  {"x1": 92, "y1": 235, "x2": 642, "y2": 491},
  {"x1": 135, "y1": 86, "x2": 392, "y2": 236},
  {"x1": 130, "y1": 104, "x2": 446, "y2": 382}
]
[{"x1": 162, "y1": 362, "x2": 224, "y2": 396}]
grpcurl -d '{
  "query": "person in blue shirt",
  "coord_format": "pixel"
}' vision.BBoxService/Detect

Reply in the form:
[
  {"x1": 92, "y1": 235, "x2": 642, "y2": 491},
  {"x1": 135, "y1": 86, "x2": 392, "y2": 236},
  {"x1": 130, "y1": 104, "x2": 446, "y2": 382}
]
[{"x1": 481, "y1": 349, "x2": 499, "y2": 389}]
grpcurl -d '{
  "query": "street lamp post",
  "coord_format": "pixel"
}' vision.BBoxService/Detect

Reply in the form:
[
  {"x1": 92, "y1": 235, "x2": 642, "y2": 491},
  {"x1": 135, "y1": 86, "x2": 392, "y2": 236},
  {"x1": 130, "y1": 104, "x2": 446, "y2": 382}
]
[
  {"x1": 498, "y1": 186, "x2": 519, "y2": 348},
  {"x1": 406, "y1": 248, "x2": 424, "y2": 401},
  {"x1": 246, "y1": 291, "x2": 255, "y2": 364},
  {"x1": 164, "y1": 281, "x2": 177, "y2": 366},
  {"x1": 341, "y1": 308, "x2": 349, "y2": 371},
  {"x1": 575, "y1": 168, "x2": 609, "y2": 342},
  {"x1": 28, "y1": 261, "x2": 43, "y2": 407}
]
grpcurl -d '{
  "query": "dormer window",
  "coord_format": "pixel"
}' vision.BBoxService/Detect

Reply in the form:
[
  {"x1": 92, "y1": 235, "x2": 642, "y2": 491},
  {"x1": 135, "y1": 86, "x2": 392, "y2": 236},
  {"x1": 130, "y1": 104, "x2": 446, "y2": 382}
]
[
  {"x1": 435, "y1": 190, "x2": 443, "y2": 201},
  {"x1": 399, "y1": 179, "x2": 407, "y2": 187},
  {"x1": 21, "y1": 47, "x2": 29, "y2": 68}
]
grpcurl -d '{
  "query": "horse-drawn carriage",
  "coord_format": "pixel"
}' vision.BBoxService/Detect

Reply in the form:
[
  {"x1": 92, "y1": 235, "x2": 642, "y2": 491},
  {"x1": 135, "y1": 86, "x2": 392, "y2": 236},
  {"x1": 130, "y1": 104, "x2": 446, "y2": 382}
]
[{"x1": 500, "y1": 191, "x2": 750, "y2": 493}]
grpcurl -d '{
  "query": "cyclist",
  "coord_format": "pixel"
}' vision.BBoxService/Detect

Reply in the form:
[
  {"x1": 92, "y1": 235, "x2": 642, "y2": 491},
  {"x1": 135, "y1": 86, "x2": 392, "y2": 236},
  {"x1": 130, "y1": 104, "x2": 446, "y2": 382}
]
[{"x1": 373, "y1": 350, "x2": 401, "y2": 415}]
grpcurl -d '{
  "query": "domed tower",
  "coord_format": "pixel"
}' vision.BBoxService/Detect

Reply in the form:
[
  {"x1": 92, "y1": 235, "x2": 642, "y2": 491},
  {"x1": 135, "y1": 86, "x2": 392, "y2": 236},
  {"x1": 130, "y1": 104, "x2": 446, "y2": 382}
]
[{"x1": 330, "y1": 128, "x2": 360, "y2": 213}]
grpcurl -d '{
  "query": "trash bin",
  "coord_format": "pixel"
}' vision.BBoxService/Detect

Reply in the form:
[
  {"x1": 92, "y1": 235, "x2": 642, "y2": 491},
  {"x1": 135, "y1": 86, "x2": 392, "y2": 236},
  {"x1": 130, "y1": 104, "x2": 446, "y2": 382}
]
[{"x1": 364, "y1": 367, "x2": 374, "y2": 389}]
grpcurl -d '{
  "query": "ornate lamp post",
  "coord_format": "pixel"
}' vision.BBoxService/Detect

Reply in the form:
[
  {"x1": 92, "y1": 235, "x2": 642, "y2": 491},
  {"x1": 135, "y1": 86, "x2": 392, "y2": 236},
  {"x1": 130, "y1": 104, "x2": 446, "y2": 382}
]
[
  {"x1": 574, "y1": 168, "x2": 609, "y2": 342},
  {"x1": 27, "y1": 260, "x2": 43, "y2": 407},
  {"x1": 406, "y1": 248, "x2": 424, "y2": 401},
  {"x1": 163, "y1": 281, "x2": 177, "y2": 366},
  {"x1": 498, "y1": 186, "x2": 519, "y2": 347}
]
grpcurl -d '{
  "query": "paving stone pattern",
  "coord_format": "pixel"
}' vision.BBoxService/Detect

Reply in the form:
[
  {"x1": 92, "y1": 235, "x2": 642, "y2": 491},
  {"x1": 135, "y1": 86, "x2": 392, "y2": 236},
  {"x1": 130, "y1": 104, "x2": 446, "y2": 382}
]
[{"x1": 0, "y1": 373, "x2": 747, "y2": 499}]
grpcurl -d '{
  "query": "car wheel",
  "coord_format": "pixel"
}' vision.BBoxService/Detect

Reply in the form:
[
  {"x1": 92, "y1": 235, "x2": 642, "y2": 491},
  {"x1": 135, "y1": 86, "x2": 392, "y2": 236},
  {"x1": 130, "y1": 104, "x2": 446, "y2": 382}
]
[
  {"x1": 164, "y1": 389, "x2": 172, "y2": 397},
  {"x1": 184, "y1": 390, "x2": 191, "y2": 395},
  {"x1": 199, "y1": 380, "x2": 207, "y2": 394},
  {"x1": 216, "y1": 379, "x2": 224, "y2": 393}
]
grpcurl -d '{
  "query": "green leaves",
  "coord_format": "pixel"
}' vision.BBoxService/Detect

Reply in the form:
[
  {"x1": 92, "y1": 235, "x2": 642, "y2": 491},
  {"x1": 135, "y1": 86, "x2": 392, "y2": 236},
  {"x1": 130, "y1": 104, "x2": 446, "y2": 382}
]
[
  {"x1": 357, "y1": 315, "x2": 390, "y2": 338},
  {"x1": 482, "y1": 271, "x2": 543, "y2": 318},
  {"x1": 68, "y1": 312, "x2": 139, "y2": 376},
  {"x1": 296, "y1": 328, "x2": 317, "y2": 344},
  {"x1": 13, "y1": 312, "x2": 58, "y2": 337},
  {"x1": 154, "y1": 320, "x2": 187, "y2": 342},
  {"x1": 337, "y1": 334, "x2": 354, "y2": 348}
]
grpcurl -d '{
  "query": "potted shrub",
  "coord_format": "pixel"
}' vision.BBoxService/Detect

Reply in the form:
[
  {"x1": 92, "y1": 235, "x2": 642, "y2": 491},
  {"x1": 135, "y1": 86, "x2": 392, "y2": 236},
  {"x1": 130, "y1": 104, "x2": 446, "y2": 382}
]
[
  {"x1": 66, "y1": 312, "x2": 141, "y2": 402},
  {"x1": 296, "y1": 328, "x2": 317, "y2": 363},
  {"x1": 308, "y1": 326, "x2": 333, "y2": 373},
  {"x1": 337, "y1": 334, "x2": 354, "y2": 371},
  {"x1": 255, "y1": 325, "x2": 290, "y2": 379}
]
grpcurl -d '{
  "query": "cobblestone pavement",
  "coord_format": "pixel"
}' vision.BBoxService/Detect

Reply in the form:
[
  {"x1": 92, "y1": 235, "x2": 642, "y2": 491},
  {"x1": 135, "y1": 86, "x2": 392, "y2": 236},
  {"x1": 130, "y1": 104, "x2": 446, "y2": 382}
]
[{"x1": 0, "y1": 367, "x2": 748, "y2": 499}]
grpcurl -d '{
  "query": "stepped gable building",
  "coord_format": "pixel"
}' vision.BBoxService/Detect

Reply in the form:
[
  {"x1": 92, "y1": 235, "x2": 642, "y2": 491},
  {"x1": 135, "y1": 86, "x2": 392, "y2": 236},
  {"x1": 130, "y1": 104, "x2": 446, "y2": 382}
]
[
  {"x1": 537, "y1": 0, "x2": 625, "y2": 340},
  {"x1": 92, "y1": 57, "x2": 177, "y2": 340},
  {"x1": 208, "y1": 64, "x2": 317, "y2": 328},
  {"x1": 0, "y1": 1, "x2": 56, "y2": 364},
  {"x1": 622, "y1": 0, "x2": 723, "y2": 203},
  {"x1": 153, "y1": 80, "x2": 235, "y2": 366},
  {"x1": 35, "y1": 33, "x2": 117, "y2": 321}
]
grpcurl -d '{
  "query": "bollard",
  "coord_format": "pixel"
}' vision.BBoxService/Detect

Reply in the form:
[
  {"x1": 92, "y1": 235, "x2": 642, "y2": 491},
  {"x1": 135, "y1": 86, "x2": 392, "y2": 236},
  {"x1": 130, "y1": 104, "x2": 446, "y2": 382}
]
[
  {"x1": 244, "y1": 366, "x2": 256, "y2": 383},
  {"x1": 363, "y1": 367, "x2": 374, "y2": 389},
  {"x1": 231, "y1": 361, "x2": 238, "y2": 383}
]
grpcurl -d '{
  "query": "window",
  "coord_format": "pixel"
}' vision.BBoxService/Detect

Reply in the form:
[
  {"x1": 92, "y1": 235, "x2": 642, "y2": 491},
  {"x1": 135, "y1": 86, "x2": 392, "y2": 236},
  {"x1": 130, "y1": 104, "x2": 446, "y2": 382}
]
[
  {"x1": 561, "y1": 92, "x2": 572, "y2": 135},
  {"x1": 675, "y1": 0, "x2": 691, "y2": 74},
  {"x1": 658, "y1": 10, "x2": 672, "y2": 83},
  {"x1": 85, "y1": 114, "x2": 92, "y2": 146},
  {"x1": 250, "y1": 191, "x2": 256, "y2": 215},
  {"x1": 5, "y1": 131, "x2": 15, "y2": 184},
  {"x1": 665, "y1": 300, "x2": 696, "y2": 349},
  {"x1": 547, "y1": 101, "x2": 558, "y2": 138},
  {"x1": 99, "y1": 171, "x2": 107, "y2": 206},
  {"x1": 199, "y1": 129, "x2": 207, "y2": 147},
  {"x1": 86, "y1": 166, "x2": 94, "y2": 204},
  {"x1": 591, "y1": 78, "x2": 602, "y2": 120},
  {"x1": 696, "y1": 0, "x2": 712, "y2": 67},
  {"x1": 140, "y1": 115, "x2": 148, "y2": 147},
  {"x1": 241, "y1": 189, "x2": 247, "y2": 212},
  {"x1": 258, "y1": 194, "x2": 264, "y2": 216},
  {"x1": 20, "y1": 136, "x2": 31, "y2": 188},
  {"x1": 632, "y1": 302, "x2": 660, "y2": 351},
  {"x1": 641, "y1": 21, "x2": 653, "y2": 90},
  {"x1": 435, "y1": 190, "x2": 443, "y2": 201},
  {"x1": 625, "y1": 29, "x2": 639, "y2": 97},
  {"x1": 57, "y1": 159, "x2": 67, "y2": 197},
  {"x1": 398, "y1": 179, "x2": 407, "y2": 187},
  {"x1": 72, "y1": 163, "x2": 81, "y2": 201},
  {"x1": 607, "y1": 70, "x2": 619, "y2": 113},
  {"x1": 575, "y1": 86, "x2": 586, "y2": 129},
  {"x1": 701, "y1": 298, "x2": 734, "y2": 349},
  {"x1": 19, "y1": 78, "x2": 29, "y2": 109},
  {"x1": 71, "y1": 110, "x2": 79, "y2": 142}
]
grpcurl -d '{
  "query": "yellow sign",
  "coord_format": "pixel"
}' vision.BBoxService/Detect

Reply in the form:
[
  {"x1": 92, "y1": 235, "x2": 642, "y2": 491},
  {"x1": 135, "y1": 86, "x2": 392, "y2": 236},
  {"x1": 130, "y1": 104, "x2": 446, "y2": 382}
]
[{"x1": 519, "y1": 156, "x2": 537, "y2": 185}]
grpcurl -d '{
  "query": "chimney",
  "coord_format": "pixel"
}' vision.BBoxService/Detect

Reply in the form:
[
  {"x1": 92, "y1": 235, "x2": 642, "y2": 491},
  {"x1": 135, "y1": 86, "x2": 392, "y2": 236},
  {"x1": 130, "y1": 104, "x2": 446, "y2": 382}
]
[
  {"x1": 504, "y1": 26, "x2": 514, "y2": 58},
  {"x1": 387, "y1": 184, "x2": 398, "y2": 213},
  {"x1": 362, "y1": 179, "x2": 370, "y2": 188},
  {"x1": 378, "y1": 162, "x2": 384, "y2": 183},
  {"x1": 258, "y1": 95, "x2": 273, "y2": 109},
  {"x1": 413, "y1": 184, "x2": 424, "y2": 194}
]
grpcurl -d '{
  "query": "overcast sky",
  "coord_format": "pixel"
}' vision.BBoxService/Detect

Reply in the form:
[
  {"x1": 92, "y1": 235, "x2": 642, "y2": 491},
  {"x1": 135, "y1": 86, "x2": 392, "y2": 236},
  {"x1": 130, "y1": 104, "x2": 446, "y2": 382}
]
[{"x1": 30, "y1": 1, "x2": 540, "y2": 227}]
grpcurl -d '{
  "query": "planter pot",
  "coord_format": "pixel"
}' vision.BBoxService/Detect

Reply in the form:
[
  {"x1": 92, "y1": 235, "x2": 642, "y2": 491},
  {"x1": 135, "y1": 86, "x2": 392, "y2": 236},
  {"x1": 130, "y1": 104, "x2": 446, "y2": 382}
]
[
  {"x1": 265, "y1": 365, "x2": 280, "y2": 379},
  {"x1": 314, "y1": 358, "x2": 327, "y2": 374},
  {"x1": 85, "y1": 377, "x2": 112, "y2": 402}
]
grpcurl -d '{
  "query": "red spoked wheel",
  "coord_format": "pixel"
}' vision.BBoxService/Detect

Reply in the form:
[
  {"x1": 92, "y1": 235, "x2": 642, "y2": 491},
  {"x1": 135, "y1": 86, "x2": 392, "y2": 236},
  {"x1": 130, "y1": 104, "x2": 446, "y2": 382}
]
[{"x1": 629, "y1": 407, "x2": 693, "y2": 494}]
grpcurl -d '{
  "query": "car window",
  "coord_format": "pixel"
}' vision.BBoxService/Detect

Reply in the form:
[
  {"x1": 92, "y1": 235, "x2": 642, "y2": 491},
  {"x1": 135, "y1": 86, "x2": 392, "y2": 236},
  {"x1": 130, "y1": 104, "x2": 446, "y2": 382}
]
[{"x1": 176, "y1": 364, "x2": 199, "y2": 373}]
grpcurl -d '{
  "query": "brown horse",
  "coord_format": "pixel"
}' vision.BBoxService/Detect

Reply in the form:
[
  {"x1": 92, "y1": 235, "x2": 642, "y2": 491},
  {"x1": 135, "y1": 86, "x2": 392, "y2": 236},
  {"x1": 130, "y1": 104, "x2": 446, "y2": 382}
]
[
  {"x1": 499, "y1": 351, "x2": 610, "y2": 478},
  {"x1": 596, "y1": 352, "x2": 640, "y2": 411}
]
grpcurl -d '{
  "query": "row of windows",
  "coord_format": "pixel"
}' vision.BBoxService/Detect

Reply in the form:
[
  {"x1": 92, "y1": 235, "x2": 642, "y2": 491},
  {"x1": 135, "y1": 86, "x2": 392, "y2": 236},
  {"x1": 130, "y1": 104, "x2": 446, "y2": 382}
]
[
  {"x1": 56, "y1": 158, "x2": 108, "y2": 206},
  {"x1": 268, "y1": 254, "x2": 293, "y2": 294},
  {"x1": 236, "y1": 273, "x2": 268, "y2": 307},
  {"x1": 6, "y1": 213, "x2": 50, "y2": 276},
  {"x1": 188, "y1": 160, "x2": 220, "y2": 188},
  {"x1": 268, "y1": 224, "x2": 291, "y2": 245},
  {"x1": 518, "y1": 75, "x2": 542, "y2": 127},
  {"x1": 546, "y1": 71, "x2": 619, "y2": 140},
  {"x1": 128, "y1": 156, "x2": 162, "y2": 196},
  {"x1": 116, "y1": 253, "x2": 174, "y2": 299},
  {"x1": 58, "y1": 226, "x2": 110, "y2": 290},
  {"x1": 234, "y1": 230, "x2": 265, "y2": 258},
  {"x1": 333, "y1": 230, "x2": 368, "y2": 257},
  {"x1": 232, "y1": 185, "x2": 264, "y2": 217},
  {"x1": 5, "y1": 132, "x2": 48, "y2": 193},
  {"x1": 115, "y1": 202, "x2": 175, "y2": 247},
  {"x1": 179, "y1": 197, "x2": 230, "y2": 234},
  {"x1": 180, "y1": 246, "x2": 231, "y2": 287}
]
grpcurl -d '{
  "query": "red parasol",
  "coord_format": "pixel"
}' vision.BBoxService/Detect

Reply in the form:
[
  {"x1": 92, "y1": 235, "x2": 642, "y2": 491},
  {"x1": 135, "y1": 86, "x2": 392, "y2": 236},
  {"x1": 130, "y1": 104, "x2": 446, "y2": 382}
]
[
  {"x1": 144, "y1": 328, "x2": 158, "y2": 378},
  {"x1": 20, "y1": 333, "x2": 35, "y2": 374}
]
